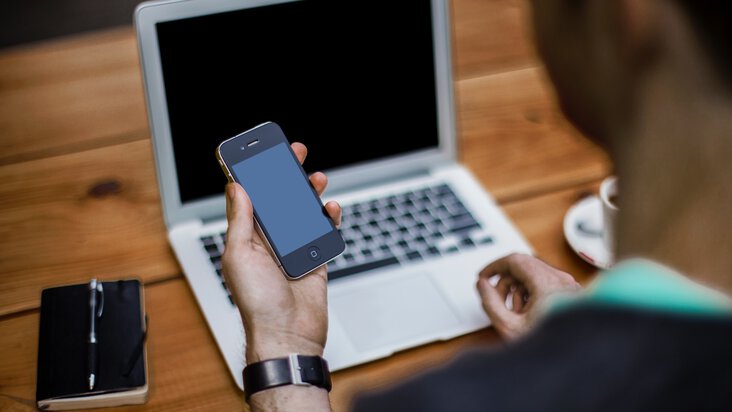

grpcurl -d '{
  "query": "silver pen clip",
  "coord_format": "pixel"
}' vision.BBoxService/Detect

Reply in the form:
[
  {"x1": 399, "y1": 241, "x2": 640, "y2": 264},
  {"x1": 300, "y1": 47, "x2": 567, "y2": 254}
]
[{"x1": 96, "y1": 282, "x2": 104, "y2": 318}]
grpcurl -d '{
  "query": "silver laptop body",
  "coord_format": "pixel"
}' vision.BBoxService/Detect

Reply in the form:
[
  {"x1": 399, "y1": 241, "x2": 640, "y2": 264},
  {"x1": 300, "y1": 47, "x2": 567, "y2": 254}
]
[{"x1": 136, "y1": 0, "x2": 532, "y2": 390}]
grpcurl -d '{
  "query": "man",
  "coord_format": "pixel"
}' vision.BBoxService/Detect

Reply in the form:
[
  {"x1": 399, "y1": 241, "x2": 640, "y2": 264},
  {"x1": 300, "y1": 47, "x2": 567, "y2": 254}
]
[{"x1": 222, "y1": 0, "x2": 732, "y2": 410}]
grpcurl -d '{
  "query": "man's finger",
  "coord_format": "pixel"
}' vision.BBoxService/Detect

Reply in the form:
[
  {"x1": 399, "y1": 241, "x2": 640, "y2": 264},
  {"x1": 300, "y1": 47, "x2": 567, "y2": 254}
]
[
  {"x1": 478, "y1": 254, "x2": 514, "y2": 280},
  {"x1": 479, "y1": 253, "x2": 538, "y2": 289},
  {"x1": 325, "y1": 201, "x2": 342, "y2": 228},
  {"x1": 310, "y1": 172, "x2": 328, "y2": 196},
  {"x1": 225, "y1": 183, "x2": 254, "y2": 247},
  {"x1": 477, "y1": 277, "x2": 517, "y2": 327},
  {"x1": 495, "y1": 276, "x2": 516, "y2": 300},
  {"x1": 513, "y1": 285, "x2": 527, "y2": 313},
  {"x1": 291, "y1": 142, "x2": 308, "y2": 165}
]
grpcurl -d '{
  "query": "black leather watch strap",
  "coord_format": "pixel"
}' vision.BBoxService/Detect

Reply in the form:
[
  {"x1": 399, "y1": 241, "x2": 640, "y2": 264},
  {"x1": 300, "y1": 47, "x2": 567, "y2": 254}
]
[{"x1": 243, "y1": 354, "x2": 332, "y2": 401}]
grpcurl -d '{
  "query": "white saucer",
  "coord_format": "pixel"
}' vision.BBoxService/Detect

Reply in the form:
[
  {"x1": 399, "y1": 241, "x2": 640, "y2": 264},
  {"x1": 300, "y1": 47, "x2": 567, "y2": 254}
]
[{"x1": 563, "y1": 195, "x2": 614, "y2": 269}]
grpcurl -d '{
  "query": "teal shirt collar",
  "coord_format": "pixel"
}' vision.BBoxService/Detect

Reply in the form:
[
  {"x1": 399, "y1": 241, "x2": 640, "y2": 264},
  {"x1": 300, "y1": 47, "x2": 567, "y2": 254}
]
[{"x1": 549, "y1": 258, "x2": 732, "y2": 316}]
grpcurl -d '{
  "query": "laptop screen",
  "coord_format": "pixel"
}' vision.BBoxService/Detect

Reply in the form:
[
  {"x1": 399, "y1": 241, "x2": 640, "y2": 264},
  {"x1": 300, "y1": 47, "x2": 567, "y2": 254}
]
[{"x1": 156, "y1": 0, "x2": 440, "y2": 204}]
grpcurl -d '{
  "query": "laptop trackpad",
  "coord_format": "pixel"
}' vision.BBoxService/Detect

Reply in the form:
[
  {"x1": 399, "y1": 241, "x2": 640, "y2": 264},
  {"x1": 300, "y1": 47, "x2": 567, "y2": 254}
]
[{"x1": 331, "y1": 272, "x2": 461, "y2": 353}]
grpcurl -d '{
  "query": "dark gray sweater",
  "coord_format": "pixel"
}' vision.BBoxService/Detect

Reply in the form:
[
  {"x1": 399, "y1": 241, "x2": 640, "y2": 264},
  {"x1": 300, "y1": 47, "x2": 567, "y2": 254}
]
[{"x1": 352, "y1": 305, "x2": 732, "y2": 411}]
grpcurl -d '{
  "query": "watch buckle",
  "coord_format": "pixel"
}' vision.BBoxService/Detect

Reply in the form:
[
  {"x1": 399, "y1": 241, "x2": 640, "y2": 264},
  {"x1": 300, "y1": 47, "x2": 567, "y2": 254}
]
[{"x1": 288, "y1": 354, "x2": 310, "y2": 387}]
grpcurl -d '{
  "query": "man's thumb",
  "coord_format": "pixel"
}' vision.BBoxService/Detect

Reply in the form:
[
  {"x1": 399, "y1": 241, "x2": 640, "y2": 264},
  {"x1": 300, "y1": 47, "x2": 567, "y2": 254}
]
[{"x1": 225, "y1": 183, "x2": 254, "y2": 245}]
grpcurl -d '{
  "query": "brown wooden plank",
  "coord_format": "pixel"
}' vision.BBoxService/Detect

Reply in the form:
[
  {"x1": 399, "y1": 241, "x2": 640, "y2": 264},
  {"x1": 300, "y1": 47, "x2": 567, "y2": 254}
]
[
  {"x1": 458, "y1": 67, "x2": 610, "y2": 201},
  {"x1": 0, "y1": 139, "x2": 180, "y2": 316},
  {"x1": 0, "y1": 181, "x2": 603, "y2": 411},
  {"x1": 0, "y1": 309, "x2": 39, "y2": 412},
  {"x1": 0, "y1": 28, "x2": 146, "y2": 165},
  {"x1": 451, "y1": 0, "x2": 537, "y2": 79},
  {"x1": 0, "y1": 58, "x2": 147, "y2": 165},
  {"x1": 0, "y1": 27, "x2": 138, "y2": 90}
]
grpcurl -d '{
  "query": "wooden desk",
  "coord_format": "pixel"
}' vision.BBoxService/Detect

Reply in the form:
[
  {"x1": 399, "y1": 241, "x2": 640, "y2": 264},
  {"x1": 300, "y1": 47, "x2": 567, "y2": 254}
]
[{"x1": 0, "y1": 0, "x2": 609, "y2": 410}]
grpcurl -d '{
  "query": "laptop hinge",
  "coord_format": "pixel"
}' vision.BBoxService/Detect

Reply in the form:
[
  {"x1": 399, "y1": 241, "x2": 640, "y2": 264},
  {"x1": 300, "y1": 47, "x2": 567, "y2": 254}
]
[{"x1": 326, "y1": 168, "x2": 432, "y2": 197}]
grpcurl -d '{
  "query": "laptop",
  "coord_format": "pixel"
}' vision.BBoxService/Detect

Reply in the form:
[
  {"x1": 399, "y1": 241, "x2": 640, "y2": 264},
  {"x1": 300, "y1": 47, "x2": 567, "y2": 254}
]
[{"x1": 135, "y1": 0, "x2": 532, "y2": 390}]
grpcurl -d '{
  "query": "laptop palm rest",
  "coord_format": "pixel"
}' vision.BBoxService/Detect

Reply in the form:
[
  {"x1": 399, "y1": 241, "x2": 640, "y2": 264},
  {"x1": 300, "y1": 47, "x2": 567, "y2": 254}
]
[{"x1": 331, "y1": 272, "x2": 461, "y2": 353}]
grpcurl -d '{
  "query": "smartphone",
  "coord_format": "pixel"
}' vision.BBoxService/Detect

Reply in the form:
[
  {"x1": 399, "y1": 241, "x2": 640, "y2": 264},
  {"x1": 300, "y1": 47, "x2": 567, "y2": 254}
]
[{"x1": 216, "y1": 122, "x2": 345, "y2": 279}]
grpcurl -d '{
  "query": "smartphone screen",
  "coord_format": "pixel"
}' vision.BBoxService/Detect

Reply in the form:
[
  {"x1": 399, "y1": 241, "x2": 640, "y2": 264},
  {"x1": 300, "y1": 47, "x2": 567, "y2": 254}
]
[
  {"x1": 229, "y1": 142, "x2": 332, "y2": 256},
  {"x1": 218, "y1": 121, "x2": 344, "y2": 278}
]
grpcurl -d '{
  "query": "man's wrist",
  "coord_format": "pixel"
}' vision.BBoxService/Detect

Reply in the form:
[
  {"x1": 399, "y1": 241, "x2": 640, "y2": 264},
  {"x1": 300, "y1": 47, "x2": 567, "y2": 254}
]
[
  {"x1": 249, "y1": 384, "x2": 332, "y2": 411},
  {"x1": 246, "y1": 334, "x2": 325, "y2": 364}
]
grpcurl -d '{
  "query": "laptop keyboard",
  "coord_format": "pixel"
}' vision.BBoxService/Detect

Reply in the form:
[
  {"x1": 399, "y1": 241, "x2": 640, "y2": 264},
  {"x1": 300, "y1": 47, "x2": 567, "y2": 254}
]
[
  {"x1": 199, "y1": 183, "x2": 493, "y2": 305},
  {"x1": 199, "y1": 232, "x2": 235, "y2": 306},
  {"x1": 328, "y1": 183, "x2": 492, "y2": 280}
]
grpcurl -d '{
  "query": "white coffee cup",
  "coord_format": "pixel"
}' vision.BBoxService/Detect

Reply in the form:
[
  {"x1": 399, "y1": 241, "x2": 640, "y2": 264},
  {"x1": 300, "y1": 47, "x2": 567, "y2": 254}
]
[{"x1": 599, "y1": 176, "x2": 619, "y2": 256}]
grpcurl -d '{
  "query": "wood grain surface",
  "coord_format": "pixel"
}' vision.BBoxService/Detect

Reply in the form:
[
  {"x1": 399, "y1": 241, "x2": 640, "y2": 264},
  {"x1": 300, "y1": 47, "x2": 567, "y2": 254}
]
[{"x1": 0, "y1": 1, "x2": 611, "y2": 410}]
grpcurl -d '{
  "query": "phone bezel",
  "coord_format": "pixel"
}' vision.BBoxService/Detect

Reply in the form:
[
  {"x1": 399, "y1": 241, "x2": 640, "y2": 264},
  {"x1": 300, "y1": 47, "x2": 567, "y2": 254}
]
[{"x1": 216, "y1": 122, "x2": 345, "y2": 279}]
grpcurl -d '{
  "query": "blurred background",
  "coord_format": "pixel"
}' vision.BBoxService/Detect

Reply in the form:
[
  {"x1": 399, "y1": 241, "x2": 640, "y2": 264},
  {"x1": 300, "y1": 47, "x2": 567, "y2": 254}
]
[{"x1": 1, "y1": 0, "x2": 142, "y2": 49}]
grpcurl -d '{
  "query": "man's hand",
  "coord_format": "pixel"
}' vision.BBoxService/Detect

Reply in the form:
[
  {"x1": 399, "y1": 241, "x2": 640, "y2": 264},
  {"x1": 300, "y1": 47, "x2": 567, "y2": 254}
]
[
  {"x1": 476, "y1": 253, "x2": 581, "y2": 340},
  {"x1": 222, "y1": 142, "x2": 341, "y2": 364}
]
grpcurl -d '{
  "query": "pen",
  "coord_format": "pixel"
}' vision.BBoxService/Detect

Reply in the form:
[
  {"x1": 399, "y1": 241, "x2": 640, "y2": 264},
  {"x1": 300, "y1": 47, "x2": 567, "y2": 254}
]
[{"x1": 88, "y1": 279, "x2": 103, "y2": 391}]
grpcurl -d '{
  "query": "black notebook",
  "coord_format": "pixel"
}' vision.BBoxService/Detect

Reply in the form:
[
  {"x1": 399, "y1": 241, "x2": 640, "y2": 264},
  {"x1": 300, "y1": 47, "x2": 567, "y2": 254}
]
[{"x1": 36, "y1": 279, "x2": 148, "y2": 410}]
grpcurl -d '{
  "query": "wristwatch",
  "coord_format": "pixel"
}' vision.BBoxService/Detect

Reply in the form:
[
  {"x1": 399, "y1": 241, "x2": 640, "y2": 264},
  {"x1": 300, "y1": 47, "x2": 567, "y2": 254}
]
[{"x1": 242, "y1": 354, "x2": 332, "y2": 401}]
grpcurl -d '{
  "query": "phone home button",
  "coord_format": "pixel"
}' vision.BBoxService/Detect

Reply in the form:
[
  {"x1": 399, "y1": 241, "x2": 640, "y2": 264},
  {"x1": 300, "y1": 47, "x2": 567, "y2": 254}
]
[{"x1": 307, "y1": 246, "x2": 321, "y2": 261}]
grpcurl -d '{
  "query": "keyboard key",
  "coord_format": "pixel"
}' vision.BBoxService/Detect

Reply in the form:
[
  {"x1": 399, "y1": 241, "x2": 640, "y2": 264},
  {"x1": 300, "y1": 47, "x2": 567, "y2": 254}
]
[
  {"x1": 406, "y1": 251, "x2": 422, "y2": 261},
  {"x1": 448, "y1": 202, "x2": 469, "y2": 216},
  {"x1": 328, "y1": 256, "x2": 400, "y2": 281},
  {"x1": 204, "y1": 243, "x2": 220, "y2": 256},
  {"x1": 478, "y1": 236, "x2": 494, "y2": 245},
  {"x1": 449, "y1": 219, "x2": 481, "y2": 235},
  {"x1": 460, "y1": 237, "x2": 476, "y2": 248}
]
